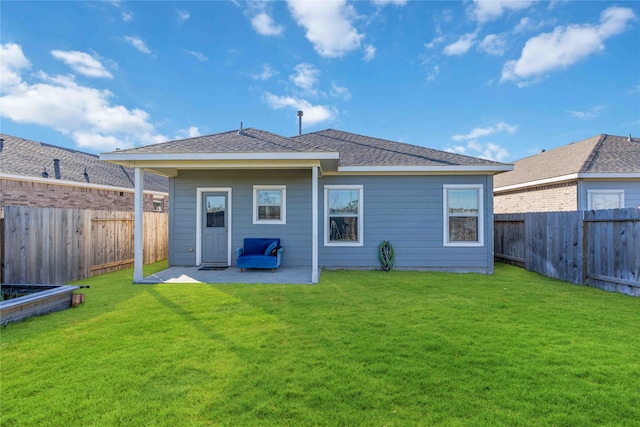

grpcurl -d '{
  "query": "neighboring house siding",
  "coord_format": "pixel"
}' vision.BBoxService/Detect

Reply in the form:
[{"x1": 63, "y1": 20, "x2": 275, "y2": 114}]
[
  {"x1": 169, "y1": 169, "x2": 313, "y2": 267},
  {"x1": 170, "y1": 171, "x2": 494, "y2": 273},
  {"x1": 578, "y1": 180, "x2": 640, "y2": 210},
  {"x1": 318, "y1": 174, "x2": 493, "y2": 272},
  {"x1": 494, "y1": 182, "x2": 577, "y2": 213},
  {"x1": 0, "y1": 178, "x2": 167, "y2": 212}
]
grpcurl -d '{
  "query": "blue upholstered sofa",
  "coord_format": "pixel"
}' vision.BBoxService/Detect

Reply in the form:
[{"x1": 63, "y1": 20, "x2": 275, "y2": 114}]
[{"x1": 236, "y1": 238, "x2": 283, "y2": 272}]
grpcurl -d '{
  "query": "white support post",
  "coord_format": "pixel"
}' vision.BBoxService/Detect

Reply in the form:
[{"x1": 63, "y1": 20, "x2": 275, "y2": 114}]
[
  {"x1": 311, "y1": 166, "x2": 319, "y2": 283},
  {"x1": 133, "y1": 167, "x2": 144, "y2": 282}
]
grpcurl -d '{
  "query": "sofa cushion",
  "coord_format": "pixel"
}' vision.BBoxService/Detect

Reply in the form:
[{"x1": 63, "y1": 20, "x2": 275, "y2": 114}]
[
  {"x1": 264, "y1": 241, "x2": 278, "y2": 256},
  {"x1": 244, "y1": 238, "x2": 280, "y2": 255}
]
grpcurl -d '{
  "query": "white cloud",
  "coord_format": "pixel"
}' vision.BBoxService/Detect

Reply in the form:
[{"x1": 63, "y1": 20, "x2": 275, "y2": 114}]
[
  {"x1": 124, "y1": 36, "x2": 152, "y2": 55},
  {"x1": 443, "y1": 32, "x2": 477, "y2": 56},
  {"x1": 568, "y1": 105, "x2": 606, "y2": 120},
  {"x1": 290, "y1": 63, "x2": 320, "y2": 95},
  {"x1": 452, "y1": 122, "x2": 517, "y2": 142},
  {"x1": 175, "y1": 126, "x2": 201, "y2": 139},
  {"x1": 51, "y1": 50, "x2": 113, "y2": 78},
  {"x1": 186, "y1": 50, "x2": 208, "y2": 62},
  {"x1": 263, "y1": 92, "x2": 335, "y2": 125},
  {"x1": 427, "y1": 65, "x2": 440, "y2": 82},
  {"x1": 502, "y1": 6, "x2": 635, "y2": 84},
  {"x1": 469, "y1": 0, "x2": 534, "y2": 24},
  {"x1": 251, "y1": 64, "x2": 277, "y2": 81},
  {"x1": 363, "y1": 44, "x2": 376, "y2": 61},
  {"x1": 287, "y1": 0, "x2": 364, "y2": 57},
  {"x1": 251, "y1": 11, "x2": 284, "y2": 36},
  {"x1": 513, "y1": 17, "x2": 552, "y2": 34},
  {"x1": 330, "y1": 82, "x2": 351, "y2": 100},
  {"x1": 122, "y1": 11, "x2": 133, "y2": 22},
  {"x1": 177, "y1": 9, "x2": 190, "y2": 24},
  {"x1": 425, "y1": 36, "x2": 445, "y2": 49},
  {"x1": 0, "y1": 43, "x2": 166, "y2": 152},
  {"x1": 478, "y1": 34, "x2": 507, "y2": 56},
  {"x1": 0, "y1": 42, "x2": 31, "y2": 90}
]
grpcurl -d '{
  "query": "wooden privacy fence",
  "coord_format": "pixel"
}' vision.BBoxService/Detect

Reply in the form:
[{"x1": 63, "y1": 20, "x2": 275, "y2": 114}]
[
  {"x1": 1, "y1": 206, "x2": 168, "y2": 284},
  {"x1": 495, "y1": 208, "x2": 640, "y2": 297}
]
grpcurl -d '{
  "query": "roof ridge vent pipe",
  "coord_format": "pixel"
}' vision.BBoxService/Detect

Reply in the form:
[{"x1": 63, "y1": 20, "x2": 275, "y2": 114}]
[
  {"x1": 42, "y1": 167, "x2": 49, "y2": 178},
  {"x1": 297, "y1": 111, "x2": 303, "y2": 135},
  {"x1": 629, "y1": 134, "x2": 632, "y2": 142},
  {"x1": 238, "y1": 121, "x2": 245, "y2": 136},
  {"x1": 53, "y1": 158, "x2": 61, "y2": 179}
]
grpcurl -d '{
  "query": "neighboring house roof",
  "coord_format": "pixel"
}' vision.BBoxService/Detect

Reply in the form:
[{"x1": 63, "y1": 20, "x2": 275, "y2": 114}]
[
  {"x1": 494, "y1": 134, "x2": 640, "y2": 190},
  {"x1": 101, "y1": 128, "x2": 512, "y2": 174},
  {"x1": 0, "y1": 134, "x2": 168, "y2": 193}
]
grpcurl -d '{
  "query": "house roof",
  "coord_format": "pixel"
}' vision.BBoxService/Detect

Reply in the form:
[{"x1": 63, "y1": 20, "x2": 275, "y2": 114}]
[
  {"x1": 101, "y1": 128, "x2": 511, "y2": 175},
  {"x1": 293, "y1": 129, "x2": 508, "y2": 168},
  {"x1": 0, "y1": 134, "x2": 168, "y2": 193},
  {"x1": 494, "y1": 134, "x2": 640, "y2": 190}
]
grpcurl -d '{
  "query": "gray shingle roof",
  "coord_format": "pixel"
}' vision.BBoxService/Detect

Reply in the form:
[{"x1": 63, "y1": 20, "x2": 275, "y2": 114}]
[
  {"x1": 112, "y1": 128, "x2": 318, "y2": 154},
  {"x1": 107, "y1": 127, "x2": 508, "y2": 169},
  {"x1": 293, "y1": 129, "x2": 507, "y2": 167},
  {"x1": 494, "y1": 134, "x2": 640, "y2": 188},
  {"x1": 0, "y1": 134, "x2": 168, "y2": 192}
]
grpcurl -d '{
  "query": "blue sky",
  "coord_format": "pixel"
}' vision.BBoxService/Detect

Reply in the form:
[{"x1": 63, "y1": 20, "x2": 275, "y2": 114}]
[{"x1": 1, "y1": 0, "x2": 638, "y2": 162}]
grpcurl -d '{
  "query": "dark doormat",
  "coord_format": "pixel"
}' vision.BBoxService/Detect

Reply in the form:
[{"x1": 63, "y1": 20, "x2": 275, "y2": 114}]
[{"x1": 198, "y1": 266, "x2": 228, "y2": 271}]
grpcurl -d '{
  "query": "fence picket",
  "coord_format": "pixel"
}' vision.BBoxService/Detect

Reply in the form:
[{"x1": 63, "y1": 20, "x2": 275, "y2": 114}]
[
  {"x1": 1, "y1": 206, "x2": 168, "y2": 284},
  {"x1": 495, "y1": 208, "x2": 640, "y2": 297}
]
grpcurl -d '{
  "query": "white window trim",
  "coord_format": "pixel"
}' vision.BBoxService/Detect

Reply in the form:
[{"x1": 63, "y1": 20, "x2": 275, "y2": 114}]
[
  {"x1": 253, "y1": 185, "x2": 286, "y2": 224},
  {"x1": 443, "y1": 184, "x2": 484, "y2": 247},
  {"x1": 587, "y1": 189, "x2": 624, "y2": 210},
  {"x1": 324, "y1": 185, "x2": 364, "y2": 247}
]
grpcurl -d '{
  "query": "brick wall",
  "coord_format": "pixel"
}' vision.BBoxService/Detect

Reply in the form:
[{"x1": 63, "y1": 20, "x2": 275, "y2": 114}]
[
  {"x1": 0, "y1": 179, "x2": 167, "y2": 212},
  {"x1": 494, "y1": 181, "x2": 578, "y2": 213}
]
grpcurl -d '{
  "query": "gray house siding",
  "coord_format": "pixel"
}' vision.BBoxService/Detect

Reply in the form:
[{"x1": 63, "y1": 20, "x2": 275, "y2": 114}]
[
  {"x1": 317, "y1": 174, "x2": 494, "y2": 273},
  {"x1": 168, "y1": 170, "x2": 494, "y2": 273},
  {"x1": 578, "y1": 180, "x2": 640, "y2": 210},
  {"x1": 169, "y1": 169, "x2": 313, "y2": 267}
]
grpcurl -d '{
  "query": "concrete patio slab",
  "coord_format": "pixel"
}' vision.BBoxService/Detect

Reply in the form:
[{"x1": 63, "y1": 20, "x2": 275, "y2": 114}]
[{"x1": 137, "y1": 266, "x2": 316, "y2": 285}]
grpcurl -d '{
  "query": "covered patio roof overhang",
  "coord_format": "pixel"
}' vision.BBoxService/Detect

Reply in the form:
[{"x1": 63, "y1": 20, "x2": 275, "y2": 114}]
[{"x1": 100, "y1": 151, "x2": 341, "y2": 284}]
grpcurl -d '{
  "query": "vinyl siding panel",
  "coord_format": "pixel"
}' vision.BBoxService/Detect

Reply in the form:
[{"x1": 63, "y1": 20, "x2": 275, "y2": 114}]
[
  {"x1": 169, "y1": 169, "x2": 312, "y2": 267},
  {"x1": 318, "y1": 174, "x2": 494, "y2": 273},
  {"x1": 579, "y1": 179, "x2": 640, "y2": 210},
  {"x1": 169, "y1": 170, "x2": 495, "y2": 273}
]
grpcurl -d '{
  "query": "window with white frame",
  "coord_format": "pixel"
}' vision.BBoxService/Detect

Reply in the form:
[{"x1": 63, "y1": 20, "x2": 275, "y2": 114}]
[
  {"x1": 153, "y1": 196, "x2": 164, "y2": 212},
  {"x1": 253, "y1": 185, "x2": 286, "y2": 224},
  {"x1": 587, "y1": 190, "x2": 624, "y2": 210},
  {"x1": 325, "y1": 185, "x2": 363, "y2": 246},
  {"x1": 443, "y1": 185, "x2": 484, "y2": 246}
]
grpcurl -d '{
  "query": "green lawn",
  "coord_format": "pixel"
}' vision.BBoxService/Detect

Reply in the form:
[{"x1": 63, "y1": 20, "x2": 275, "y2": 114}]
[{"x1": 1, "y1": 262, "x2": 639, "y2": 426}]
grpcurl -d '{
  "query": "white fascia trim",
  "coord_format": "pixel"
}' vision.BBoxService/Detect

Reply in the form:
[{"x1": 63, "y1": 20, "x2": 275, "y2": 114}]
[
  {"x1": 336, "y1": 165, "x2": 513, "y2": 173},
  {"x1": 0, "y1": 173, "x2": 168, "y2": 196},
  {"x1": 578, "y1": 173, "x2": 640, "y2": 179},
  {"x1": 100, "y1": 151, "x2": 340, "y2": 162},
  {"x1": 494, "y1": 173, "x2": 579, "y2": 193}
]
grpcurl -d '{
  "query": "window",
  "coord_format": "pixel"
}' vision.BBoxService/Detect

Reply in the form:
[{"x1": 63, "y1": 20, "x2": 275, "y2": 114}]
[
  {"x1": 153, "y1": 196, "x2": 164, "y2": 212},
  {"x1": 253, "y1": 185, "x2": 286, "y2": 224},
  {"x1": 324, "y1": 185, "x2": 363, "y2": 246},
  {"x1": 443, "y1": 185, "x2": 484, "y2": 247},
  {"x1": 587, "y1": 190, "x2": 624, "y2": 210}
]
